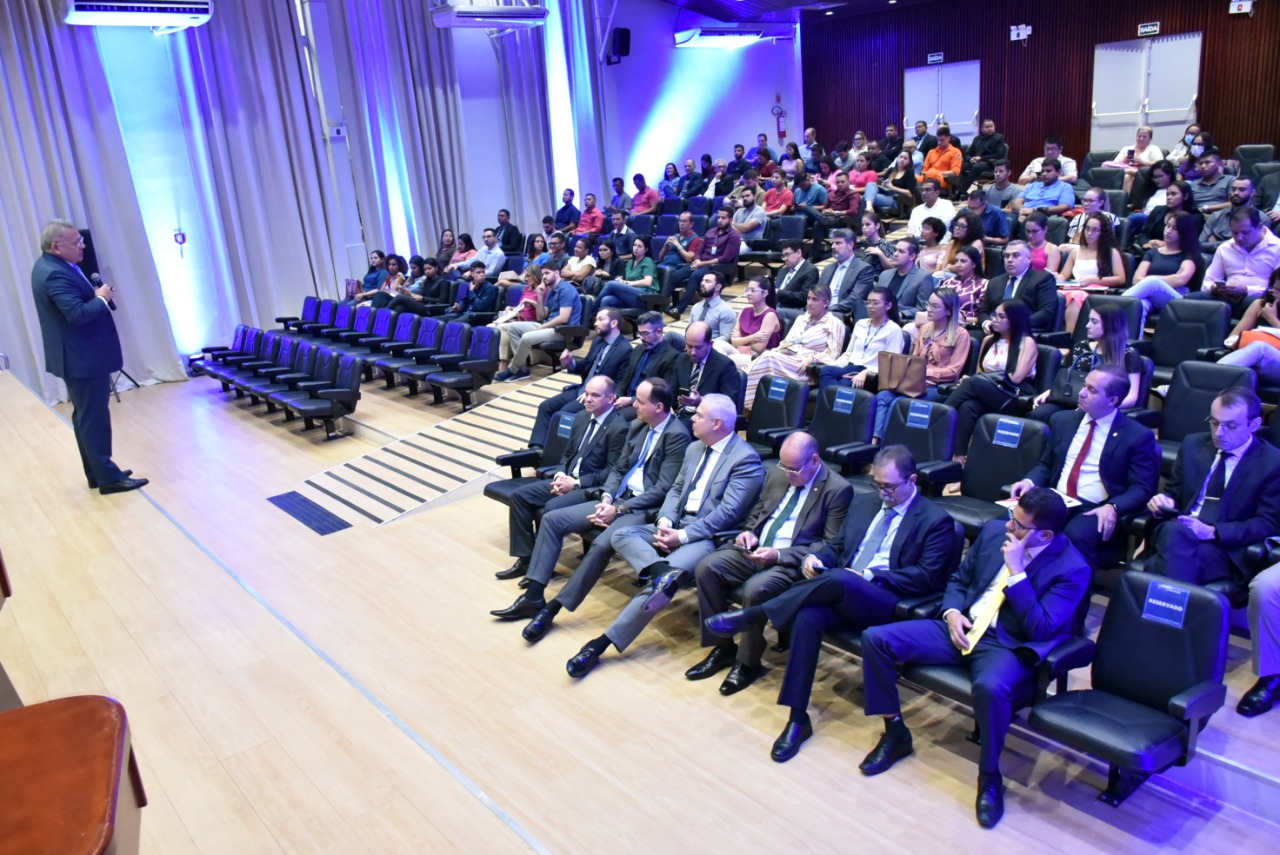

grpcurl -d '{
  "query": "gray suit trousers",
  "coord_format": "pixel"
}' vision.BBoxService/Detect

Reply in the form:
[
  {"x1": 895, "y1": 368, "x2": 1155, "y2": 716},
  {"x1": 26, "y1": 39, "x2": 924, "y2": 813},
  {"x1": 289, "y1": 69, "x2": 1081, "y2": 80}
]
[{"x1": 604, "y1": 522, "x2": 719, "y2": 651}]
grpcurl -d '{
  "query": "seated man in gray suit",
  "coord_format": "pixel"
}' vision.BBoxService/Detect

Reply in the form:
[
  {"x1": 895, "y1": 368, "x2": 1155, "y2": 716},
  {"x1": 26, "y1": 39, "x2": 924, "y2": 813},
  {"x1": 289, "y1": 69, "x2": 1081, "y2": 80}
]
[
  {"x1": 878, "y1": 237, "x2": 935, "y2": 317},
  {"x1": 565, "y1": 394, "x2": 766, "y2": 678},
  {"x1": 490, "y1": 379, "x2": 691, "y2": 634},
  {"x1": 818, "y1": 229, "x2": 877, "y2": 317},
  {"x1": 689, "y1": 432, "x2": 852, "y2": 695}
]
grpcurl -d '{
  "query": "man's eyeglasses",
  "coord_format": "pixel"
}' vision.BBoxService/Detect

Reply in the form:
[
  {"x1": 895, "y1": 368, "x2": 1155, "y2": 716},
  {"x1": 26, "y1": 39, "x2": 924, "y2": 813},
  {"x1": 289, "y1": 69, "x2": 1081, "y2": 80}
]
[
  {"x1": 1206, "y1": 416, "x2": 1245, "y2": 432},
  {"x1": 873, "y1": 479, "x2": 907, "y2": 494},
  {"x1": 1007, "y1": 507, "x2": 1037, "y2": 533}
]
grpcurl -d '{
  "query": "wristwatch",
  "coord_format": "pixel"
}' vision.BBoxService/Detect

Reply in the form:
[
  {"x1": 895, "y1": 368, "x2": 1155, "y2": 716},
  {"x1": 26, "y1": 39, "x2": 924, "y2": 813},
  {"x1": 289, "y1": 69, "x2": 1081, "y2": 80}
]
[{"x1": 615, "y1": 504, "x2": 629, "y2": 517}]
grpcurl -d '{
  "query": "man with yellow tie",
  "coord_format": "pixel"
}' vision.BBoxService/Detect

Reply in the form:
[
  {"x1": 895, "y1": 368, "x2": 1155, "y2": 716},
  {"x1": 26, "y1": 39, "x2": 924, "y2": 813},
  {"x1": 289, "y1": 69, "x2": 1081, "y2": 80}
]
[{"x1": 858, "y1": 488, "x2": 1090, "y2": 829}]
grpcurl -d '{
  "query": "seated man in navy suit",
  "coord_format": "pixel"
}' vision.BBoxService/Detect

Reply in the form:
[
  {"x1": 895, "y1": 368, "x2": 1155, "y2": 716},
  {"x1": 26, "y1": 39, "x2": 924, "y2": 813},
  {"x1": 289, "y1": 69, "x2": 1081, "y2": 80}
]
[
  {"x1": 858, "y1": 488, "x2": 1090, "y2": 829},
  {"x1": 1145, "y1": 387, "x2": 1280, "y2": 586},
  {"x1": 526, "y1": 307, "x2": 632, "y2": 449},
  {"x1": 704, "y1": 446, "x2": 958, "y2": 759},
  {"x1": 1009, "y1": 366, "x2": 1160, "y2": 569}
]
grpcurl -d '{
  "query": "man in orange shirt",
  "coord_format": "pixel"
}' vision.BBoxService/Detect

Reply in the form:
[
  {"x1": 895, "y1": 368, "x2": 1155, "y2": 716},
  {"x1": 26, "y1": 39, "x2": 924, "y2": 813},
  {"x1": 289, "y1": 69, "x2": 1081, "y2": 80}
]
[
  {"x1": 574, "y1": 193, "x2": 606, "y2": 240},
  {"x1": 921, "y1": 125, "x2": 962, "y2": 190}
]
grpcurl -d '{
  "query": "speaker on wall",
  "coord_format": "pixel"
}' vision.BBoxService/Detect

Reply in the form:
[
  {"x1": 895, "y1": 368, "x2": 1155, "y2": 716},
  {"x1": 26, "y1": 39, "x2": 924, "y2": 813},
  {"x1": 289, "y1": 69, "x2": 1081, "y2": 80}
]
[{"x1": 611, "y1": 27, "x2": 630, "y2": 58}]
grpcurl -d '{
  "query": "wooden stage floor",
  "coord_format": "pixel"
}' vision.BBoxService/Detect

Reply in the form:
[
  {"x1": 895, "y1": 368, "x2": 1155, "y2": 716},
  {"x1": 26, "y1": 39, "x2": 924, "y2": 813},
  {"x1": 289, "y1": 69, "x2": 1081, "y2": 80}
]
[{"x1": 2, "y1": 369, "x2": 1278, "y2": 853}]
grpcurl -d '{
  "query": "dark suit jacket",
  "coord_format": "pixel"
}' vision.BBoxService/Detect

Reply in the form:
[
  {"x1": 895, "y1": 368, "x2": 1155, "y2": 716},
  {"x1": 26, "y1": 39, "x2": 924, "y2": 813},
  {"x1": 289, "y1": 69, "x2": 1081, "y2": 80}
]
[
  {"x1": 674, "y1": 349, "x2": 742, "y2": 405},
  {"x1": 916, "y1": 133, "x2": 938, "y2": 156},
  {"x1": 1161, "y1": 434, "x2": 1280, "y2": 568},
  {"x1": 979, "y1": 268, "x2": 1058, "y2": 332},
  {"x1": 877, "y1": 267, "x2": 936, "y2": 315},
  {"x1": 495, "y1": 223, "x2": 523, "y2": 254},
  {"x1": 967, "y1": 133, "x2": 1008, "y2": 164},
  {"x1": 740, "y1": 464, "x2": 853, "y2": 568},
  {"x1": 566, "y1": 333, "x2": 632, "y2": 391},
  {"x1": 942, "y1": 520, "x2": 1091, "y2": 662},
  {"x1": 31, "y1": 252, "x2": 123, "y2": 380},
  {"x1": 598, "y1": 416, "x2": 692, "y2": 515},
  {"x1": 658, "y1": 434, "x2": 766, "y2": 543},
  {"x1": 776, "y1": 261, "x2": 820, "y2": 308},
  {"x1": 819, "y1": 256, "x2": 878, "y2": 313},
  {"x1": 811, "y1": 492, "x2": 958, "y2": 598},
  {"x1": 678, "y1": 172, "x2": 708, "y2": 199},
  {"x1": 880, "y1": 135, "x2": 903, "y2": 160},
  {"x1": 1027, "y1": 410, "x2": 1160, "y2": 516},
  {"x1": 619, "y1": 340, "x2": 679, "y2": 397},
  {"x1": 557, "y1": 409, "x2": 628, "y2": 490}
]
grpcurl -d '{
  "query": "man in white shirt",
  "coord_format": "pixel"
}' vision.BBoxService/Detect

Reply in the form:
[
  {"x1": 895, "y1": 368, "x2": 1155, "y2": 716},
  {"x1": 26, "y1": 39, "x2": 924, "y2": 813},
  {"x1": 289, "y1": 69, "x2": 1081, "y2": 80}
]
[
  {"x1": 474, "y1": 228, "x2": 507, "y2": 277},
  {"x1": 906, "y1": 179, "x2": 956, "y2": 238},
  {"x1": 1017, "y1": 136, "x2": 1079, "y2": 186}
]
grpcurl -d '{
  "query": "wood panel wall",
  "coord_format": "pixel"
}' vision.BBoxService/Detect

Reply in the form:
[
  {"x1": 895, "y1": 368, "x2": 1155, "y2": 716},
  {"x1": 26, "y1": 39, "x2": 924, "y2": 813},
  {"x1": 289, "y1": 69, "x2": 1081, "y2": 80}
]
[{"x1": 800, "y1": 0, "x2": 1280, "y2": 169}]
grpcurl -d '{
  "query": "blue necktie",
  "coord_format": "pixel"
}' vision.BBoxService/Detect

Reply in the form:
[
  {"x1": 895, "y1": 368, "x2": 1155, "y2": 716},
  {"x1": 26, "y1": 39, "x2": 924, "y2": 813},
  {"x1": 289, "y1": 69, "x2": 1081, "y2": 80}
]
[{"x1": 619, "y1": 428, "x2": 657, "y2": 493}]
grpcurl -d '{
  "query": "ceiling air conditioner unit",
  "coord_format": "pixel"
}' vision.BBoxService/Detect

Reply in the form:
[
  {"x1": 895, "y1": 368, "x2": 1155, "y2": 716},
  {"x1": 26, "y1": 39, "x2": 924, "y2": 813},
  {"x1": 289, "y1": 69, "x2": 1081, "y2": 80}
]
[
  {"x1": 674, "y1": 27, "x2": 768, "y2": 49},
  {"x1": 62, "y1": 1, "x2": 213, "y2": 27},
  {"x1": 430, "y1": 3, "x2": 548, "y2": 29}
]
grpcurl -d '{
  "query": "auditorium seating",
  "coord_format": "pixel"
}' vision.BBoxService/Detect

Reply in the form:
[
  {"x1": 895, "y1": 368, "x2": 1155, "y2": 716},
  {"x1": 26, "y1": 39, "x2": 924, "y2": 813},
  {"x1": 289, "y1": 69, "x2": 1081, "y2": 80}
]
[
  {"x1": 280, "y1": 353, "x2": 363, "y2": 439},
  {"x1": 375, "y1": 316, "x2": 444, "y2": 388},
  {"x1": 425, "y1": 325, "x2": 501, "y2": 410},
  {"x1": 354, "y1": 312, "x2": 420, "y2": 380},
  {"x1": 483, "y1": 411, "x2": 577, "y2": 508},
  {"x1": 764, "y1": 385, "x2": 876, "y2": 464},
  {"x1": 935, "y1": 414, "x2": 1050, "y2": 541},
  {"x1": 266, "y1": 345, "x2": 342, "y2": 414},
  {"x1": 398, "y1": 321, "x2": 471, "y2": 397},
  {"x1": 1129, "y1": 361, "x2": 1255, "y2": 472},
  {"x1": 744, "y1": 375, "x2": 809, "y2": 458},
  {"x1": 275, "y1": 295, "x2": 319, "y2": 332},
  {"x1": 296, "y1": 298, "x2": 338, "y2": 337},
  {"x1": 837, "y1": 398, "x2": 958, "y2": 490},
  {"x1": 245, "y1": 341, "x2": 319, "y2": 407}
]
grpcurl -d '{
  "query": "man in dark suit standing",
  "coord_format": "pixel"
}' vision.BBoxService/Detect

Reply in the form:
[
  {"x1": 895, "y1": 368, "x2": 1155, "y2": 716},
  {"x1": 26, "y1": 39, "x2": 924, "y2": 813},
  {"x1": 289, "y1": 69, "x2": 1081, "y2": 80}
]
[
  {"x1": 1010, "y1": 366, "x2": 1160, "y2": 569},
  {"x1": 613, "y1": 312, "x2": 679, "y2": 420},
  {"x1": 527, "y1": 307, "x2": 632, "y2": 449},
  {"x1": 858, "y1": 489, "x2": 1090, "y2": 828},
  {"x1": 565, "y1": 394, "x2": 766, "y2": 678},
  {"x1": 672, "y1": 322, "x2": 741, "y2": 423},
  {"x1": 1145, "y1": 387, "x2": 1280, "y2": 585},
  {"x1": 30, "y1": 219, "x2": 147, "y2": 494},
  {"x1": 978, "y1": 241, "x2": 1058, "y2": 333},
  {"x1": 705, "y1": 446, "x2": 958, "y2": 758},
  {"x1": 497, "y1": 377, "x2": 627, "y2": 580},
  {"x1": 775, "y1": 240, "x2": 820, "y2": 310},
  {"x1": 689, "y1": 432, "x2": 852, "y2": 695},
  {"x1": 492, "y1": 379, "x2": 691, "y2": 635}
]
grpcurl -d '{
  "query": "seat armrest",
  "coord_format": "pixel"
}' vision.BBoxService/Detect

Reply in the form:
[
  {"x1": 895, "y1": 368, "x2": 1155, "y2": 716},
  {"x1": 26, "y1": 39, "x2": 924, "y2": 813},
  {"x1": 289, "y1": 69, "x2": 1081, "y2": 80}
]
[
  {"x1": 1126, "y1": 407, "x2": 1162, "y2": 429},
  {"x1": 357, "y1": 335, "x2": 391, "y2": 347},
  {"x1": 460, "y1": 358, "x2": 499, "y2": 374},
  {"x1": 764, "y1": 427, "x2": 803, "y2": 450},
  {"x1": 496, "y1": 449, "x2": 541, "y2": 469},
  {"x1": 257, "y1": 366, "x2": 290, "y2": 379},
  {"x1": 317, "y1": 388, "x2": 358, "y2": 403},
  {"x1": 383, "y1": 341, "x2": 416, "y2": 355},
  {"x1": 1036, "y1": 331, "x2": 1072, "y2": 348},
  {"x1": 468, "y1": 312, "x2": 498, "y2": 326},
  {"x1": 433, "y1": 353, "x2": 466, "y2": 368},
  {"x1": 222, "y1": 354, "x2": 257, "y2": 366},
  {"x1": 274, "y1": 315, "x2": 299, "y2": 324},
  {"x1": 894, "y1": 593, "x2": 942, "y2": 621},
  {"x1": 935, "y1": 382, "x2": 959, "y2": 397},
  {"x1": 1168, "y1": 680, "x2": 1227, "y2": 722},
  {"x1": 1196, "y1": 347, "x2": 1228, "y2": 362},
  {"x1": 240, "y1": 359, "x2": 273, "y2": 370},
  {"x1": 639, "y1": 292, "x2": 668, "y2": 309},
  {"x1": 294, "y1": 379, "x2": 329, "y2": 392},
  {"x1": 404, "y1": 346, "x2": 443, "y2": 361},
  {"x1": 1043, "y1": 637, "x2": 1096, "y2": 676},
  {"x1": 1131, "y1": 339, "x2": 1153, "y2": 357},
  {"x1": 336, "y1": 329, "x2": 368, "y2": 343},
  {"x1": 828, "y1": 441, "x2": 876, "y2": 467},
  {"x1": 918, "y1": 459, "x2": 963, "y2": 486}
]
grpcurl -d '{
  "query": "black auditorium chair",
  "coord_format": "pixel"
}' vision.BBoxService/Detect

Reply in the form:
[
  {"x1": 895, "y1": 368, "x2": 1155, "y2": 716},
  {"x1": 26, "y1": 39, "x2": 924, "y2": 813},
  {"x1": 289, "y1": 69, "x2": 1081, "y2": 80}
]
[
  {"x1": 312, "y1": 302, "x2": 357, "y2": 343},
  {"x1": 228, "y1": 334, "x2": 305, "y2": 399},
  {"x1": 934, "y1": 414, "x2": 1050, "y2": 541},
  {"x1": 1039, "y1": 295, "x2": 1142, "y2": 350},
  {"x1": 330, "y1": 307, "x2": 395, "y2": 356},
  {"x1": 266, "y1": 345, "x2": 342, "y2": 415},
  {"x1": 1135, "y1": 299, "x2": 1232, "y2": 386},
  {"x1": 355, "y1": 312, "x2": 419, "y2": 381},
  {"x1": 204, "y1": 328, "x2": 271, "y2": 392},
  {"x1": 1013, "y1": 344, "x2": 1064, "y2": 414},
  {"x1": 426, "y1": 325, "x2": 501, "y2": 410},
  {"x1": 483, "y1": 411, "x2": 578, "y2": 508},
  {"x1": 332, "y1": 304, "x2": 377, "y2": 347},
  {"x1": 619, "y1": 268, "x2": 675, "y2": 333},
  {"x1": 1128, "y1": 362, "x2": 1255, "y2": 474},
  {"x1": 375, "y1": 316, "x2": 444, "y2": 388},
  {"x1": 628, "y1": 214, "x2": 655, "y2": 242},
  {"x1": 190, "y1": 323, "x2": 249, "y2": 375},
  {"x1": 660, "y1": 197, "x2": 684, "y2": 216},
  {"x1": 736, "y1": 216, "x2": 780, "y2": 280},
  {"x1": 296, "y1": 299, "x2": 338, "y2": 338},
  {"x1": 765, "y1": 386, "x2": 875, "y2": 462},
  {"x1": 1234, "y1": 144, "x2": 1275, "y2": 178},
  {"x1": 275, "y1": 295, "x2": 319, "y2": 333},
  {"x1": 830, "y1": 398, "x2": 957, "y2": 491},
  {"x1": 536, "y1": 296, "x2": 595, "y2": 371},
  {"x1": 1028, "y1": 571, "x2": 1228, "y2": 807},
  {"x1": 282, "y1": 354, "x2": 363, "y2": 440},
  {"x1": 744, "y1": 375, "x2": 810, "y2": 458},
  {"x1": 398, "y1": 321, "x2": 471, "y2": 397},
  {"x1": 245, "y1": 341, "x2": 319, "y2": 408}
]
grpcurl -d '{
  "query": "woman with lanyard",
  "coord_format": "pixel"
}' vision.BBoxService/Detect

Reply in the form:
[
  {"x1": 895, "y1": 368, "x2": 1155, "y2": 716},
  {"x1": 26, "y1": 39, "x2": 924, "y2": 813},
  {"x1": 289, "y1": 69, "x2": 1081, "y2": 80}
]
[
  {"x1": 872, "y1": 287, "x2": 970, "y2": 441},
  {"x1": 814, "y1": 285, "x2": 905, "y2": 391},
  {"x1": 945, "y1": 299, "x2": 1037, "y2": 461},
  {"x1": 743, "y1": 285, "x2": 846, "y2": 411}
]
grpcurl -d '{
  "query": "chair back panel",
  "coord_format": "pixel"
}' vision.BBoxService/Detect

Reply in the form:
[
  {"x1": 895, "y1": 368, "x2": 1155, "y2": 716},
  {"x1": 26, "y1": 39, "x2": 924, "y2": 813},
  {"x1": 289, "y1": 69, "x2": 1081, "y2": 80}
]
[
  {"x1": 416, "y1": 317, "x2": 443, "y2": 348},
  {"x1": 885, "y1": 398, "x2": 957, "y2": 463},
  {"x1": 746, "y1": 376, "x2": 809, "y2": 444},
  {"x1": 299, "y1": 295, "x2": 319, "y2": 323},
  {"x1": 811, "y1": 386, "x2": 876, "y2": 451},
  {"x1": 315, "y1": 299, "x2": 337, "y2": 326},
  {"x1": 294, "y1": 342, "x2": 317, "y2": 374},
  {"x1": 391, "y1": 313, "x2": 419, "y2": 343},
  {"x1": 1152, "y1": 300, "x2": 1231, "y2": 368},
  {"x1": 1164, "y1": 362, "x2": 1256, "y2": 442},
  {"x1": 962, "y1": 415, "x2": 1048, "y2": 501},
  {"x1": 312, "y1": 347, "x2": 341, "y2": 382},
  {"x1": 371, "y1": 308, "x2": 396, "y2": 336},
  {"x1": 469, "y1": 326, "x2": 498, "y2": 360},
  {"x1": 440, "y1": 322, "x2": 471, "y2": 356}
]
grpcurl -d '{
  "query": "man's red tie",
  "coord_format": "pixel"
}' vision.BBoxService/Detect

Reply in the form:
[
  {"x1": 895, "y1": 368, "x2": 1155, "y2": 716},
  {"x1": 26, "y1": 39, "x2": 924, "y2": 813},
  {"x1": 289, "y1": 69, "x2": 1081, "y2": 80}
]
[{"x1": 1065, "y1": 419, "x2": 1097, "y2": 499}]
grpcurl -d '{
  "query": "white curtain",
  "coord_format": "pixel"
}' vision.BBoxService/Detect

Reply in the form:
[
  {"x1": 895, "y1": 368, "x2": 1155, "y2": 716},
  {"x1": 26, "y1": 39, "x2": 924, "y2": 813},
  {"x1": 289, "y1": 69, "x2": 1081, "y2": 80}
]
[
  {"x1": 558, "y1": 0, "x2": 611, "y2": 199},
  {"x1": 0, "y1": 0, "x2": 185, "y2": 401},
  {"x1": 494, "y1": 23, "x2": 555, "y2": 234}
]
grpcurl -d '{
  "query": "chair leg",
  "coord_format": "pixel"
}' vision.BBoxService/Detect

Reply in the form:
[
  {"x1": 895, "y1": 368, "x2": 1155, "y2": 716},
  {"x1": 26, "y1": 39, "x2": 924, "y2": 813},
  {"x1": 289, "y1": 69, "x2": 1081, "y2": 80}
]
[
  {"x1": 323, "y1": 418, "x2": 339, "y2": 440},
  {"x1": 1099, "y1": 765, "x2": 1149, "y2": 806},
  {"x1": 460, "y1": 390, "x2": 473, "y2": 410},
  {"x1": 405, "y1": 379, "x2": 420, "y2": 397},
  {"x1": 302, "y1": 416, "x2": 315, "y2": 431},
  {"x1": 383, "y1": 370, "x2": 397, "y2": 389},
  {"x1": 430, "y1": 386, "x2": 443, "y2": 405}
]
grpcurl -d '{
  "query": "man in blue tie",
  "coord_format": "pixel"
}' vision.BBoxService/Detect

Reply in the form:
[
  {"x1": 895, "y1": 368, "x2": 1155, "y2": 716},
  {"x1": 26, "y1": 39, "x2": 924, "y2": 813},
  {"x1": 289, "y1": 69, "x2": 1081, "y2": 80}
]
[
  {"x1": 703, "y1": 446, "x2": 956, "y2": 759},
  {"x1": 30, "y1": 219, "x2": 147, "y2": 494}
]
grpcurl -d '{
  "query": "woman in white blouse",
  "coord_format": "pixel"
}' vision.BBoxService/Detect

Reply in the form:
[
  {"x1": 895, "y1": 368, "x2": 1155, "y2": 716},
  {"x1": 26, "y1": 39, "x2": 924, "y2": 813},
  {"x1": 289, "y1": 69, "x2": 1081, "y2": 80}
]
[
  {"x1": 815, "y1": 285, "x2": 905, "y2": 391},
  {"x1": 743, "y1": 285, "x2": 845, "y2": 411}
]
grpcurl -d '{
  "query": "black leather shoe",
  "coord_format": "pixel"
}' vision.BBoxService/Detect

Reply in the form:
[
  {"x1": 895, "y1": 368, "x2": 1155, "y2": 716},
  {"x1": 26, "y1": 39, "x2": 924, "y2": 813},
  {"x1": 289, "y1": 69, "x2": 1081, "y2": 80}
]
[
  {"x1": 719, "y1": 662, "x2": 764, "y2": 696},
  {"x1": 522, "y1": 607, "x2": 556, "y2": 643},
  {"x1": 99, "y1": 477, "x2": 148, "y2": 495},
  {"x1": 704, "y1": 608, "x2": 752, "y2": 637},
  {"x1": 494, "y1": 558, "x2": 529, "y2": 580},
  {"x1": 685, "y1": 644, "x2": 737, "y2": 681},
  {"x1": 858, "y1": 728, "x2": 913, "y2": 776},
  {"x1": 975, "y1": 773, "x2": 1005, "y2": 828},
  {"x1": 489, "y1": 593, "x2": 545, "y2": 620},
  {"x1": 566, "y1": 644, "x2": 602, "y2": 678},
  {"x1": 664, "y1": 307, "x2": 681, "y2": 321},
  {"x1": 770, "y1": 716, "x2": 813, "y2": 762},
  {"x1": 1237, "y1": 675, "x2": 1280, "y2": 718},
  {"x1": 642, "y1": 570, "x2": 683, "y2": 613},
  {"x1": 89, "y1": 469, "x2": 132, "y2": 489}
]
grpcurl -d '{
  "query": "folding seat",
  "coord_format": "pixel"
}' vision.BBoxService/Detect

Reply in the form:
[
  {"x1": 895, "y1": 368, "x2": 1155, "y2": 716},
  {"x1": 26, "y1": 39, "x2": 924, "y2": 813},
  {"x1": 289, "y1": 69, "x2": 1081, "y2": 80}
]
[
  {"x1": 934, "y1": 414, "x2": 1049, "y2": 541},
  {"x1": 266, "y1": 346, "x2": 341, "y2": 414},
  {"x1": 425, "y1": 325, "x2": 502, "y2": 410},
  {"x1": 374, "y1": 317, "x2": 443, "y2": 388},
  {"x1": 834, "y1": 398, "x2": 958, "y2": 492},
  {"x1": 296, "y1": 299, "x2": 337, "y2": 337},
  {"x1": 330, "y1": 304, "x2": 376, "y2": 347},
  {"x1": 483, "y1": 411, "x2": 577, "y2": 508},
  {"x1": 229, "y1": 333, "x2": 302, "y2": 398},
  {"x1": 397, "y1": 321, "x2": 471, "y2": 397},
  {"x1": 246, "y1": 341, "x2": 318, "y2": 407},
  {"x1": 190, "y1": 324, "x2": 248, "y2": 375},
  {"x1": 282, "y1": 354, "x2": 363, "y2": 440},
  {"x1": 1128, "y1": 361, "x2": 1255, "y2": 474},
  {"x1": 275, "y1": 295, "x2": 319, "y2": 332},
  {"x1": 764, "y1": 385, "x2": 875, "y2": 463},
  {"x1": 743, "y1": 375, "x2": 809, "y2": 458},
  {"x1": 354, "y1": 311, "x2": 419, "y2": 380}
]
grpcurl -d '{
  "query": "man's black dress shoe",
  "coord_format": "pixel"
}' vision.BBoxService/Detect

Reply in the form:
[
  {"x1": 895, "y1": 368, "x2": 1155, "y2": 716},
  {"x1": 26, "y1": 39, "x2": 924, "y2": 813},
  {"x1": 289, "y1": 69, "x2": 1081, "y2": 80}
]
[
  {"x1": 704, "y1": 608, "x2": 752, "y2": 637},
  {"x1": 719, "y1": 662, "x2": 763, "y2": 696},
  {"x1": 858, "y1": 728, "x2": 913, "y2": 776},
  {"x1": 99, "y1": 477, "x2": 148, "y2": 495},
  {"x1": 89, "y1": 469, "x2": 132, "y2": 489},
  {"x1": 770, "y1": 716, "x2": 813, "y2": 762},
  {"x1": 494, "y1": 558, "x2": 529, "y2": 580},
  {"x1": 641, "y1": 570, "x2": 683, "y2": 613},
  {"x1": 1237, "y1": 675, "x2": 1280, "y2": 717},
  {"x1": 566, "y1": 644, "x2": 602, "y2": 678},
  {"x1": 685, "y1": 644, "x2": 737, "y2": 680},
  {"x1": 975, "y1": 773, "x2": 1005, "y2": 828},
  {"x1": 489, "y1": 593, "x2": 544, "y2": 620},
  {"x1": 522, "y1": 608, "x2": 556, "y2": 643},
  {"x1": 664, "y1": 307, "x2": 681, "y2": 321}
]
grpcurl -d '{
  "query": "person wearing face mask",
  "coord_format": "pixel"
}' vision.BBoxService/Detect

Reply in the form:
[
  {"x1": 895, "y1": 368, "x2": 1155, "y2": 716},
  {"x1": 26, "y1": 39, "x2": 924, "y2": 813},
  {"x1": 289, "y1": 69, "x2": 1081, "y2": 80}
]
[
  {"x1": 1176, "y1": 132, "x2": 1215, "y2": 183},
  {"x1": 1165, "y1": 123, "x2": 1201, "y2": 166}
]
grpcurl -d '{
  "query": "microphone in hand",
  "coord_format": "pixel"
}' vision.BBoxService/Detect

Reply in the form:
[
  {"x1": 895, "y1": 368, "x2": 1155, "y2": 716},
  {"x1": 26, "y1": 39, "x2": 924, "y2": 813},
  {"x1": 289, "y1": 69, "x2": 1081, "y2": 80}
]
[{"x1": 90, "y1": 273, "x2": 116, "y2": 310}]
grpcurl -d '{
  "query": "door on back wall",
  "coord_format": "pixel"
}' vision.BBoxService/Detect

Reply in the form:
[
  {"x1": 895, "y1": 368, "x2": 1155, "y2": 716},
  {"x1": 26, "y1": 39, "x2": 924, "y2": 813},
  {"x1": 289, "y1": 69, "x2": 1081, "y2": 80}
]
[
  {"x1": 1091, "y1": 33, "x2": 1201, "y2": 154},
  {"x1": 903, "y1": 60, "x2": 981, "y2": 146}
]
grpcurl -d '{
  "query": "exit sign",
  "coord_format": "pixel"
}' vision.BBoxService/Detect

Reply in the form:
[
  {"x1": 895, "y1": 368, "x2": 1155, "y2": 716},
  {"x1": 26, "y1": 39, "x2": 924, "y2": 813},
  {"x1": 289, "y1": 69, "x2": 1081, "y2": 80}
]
[
  {"x1": 1138, "y1": 22, "x2": 1160, "y2": 36},
  {"x1": 927, "y1": 52, "x2": 944, "y2": 65}
]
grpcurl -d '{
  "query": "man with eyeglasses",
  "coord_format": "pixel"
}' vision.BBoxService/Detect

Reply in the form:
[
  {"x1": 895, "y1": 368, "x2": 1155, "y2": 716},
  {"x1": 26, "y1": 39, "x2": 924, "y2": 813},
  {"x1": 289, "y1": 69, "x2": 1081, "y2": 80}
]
[
  {"x1": 775, "y1": 239, "x2": 819, "y2": 310},
  {"x1": 31, "y1": 218, "x2": 148, "y2": 494},
  {"x1": 858, "y1": 487, "x2": 1089, "y2": 828},
  {"x1": 614, "y1": 312, "x2": 680, "y2": 418},
  {"x1": 1145, "y1": 387, "x2": 1280, "y2": 586},
  {"x1": 688, "y1": 432, "x2": 853, "y2": 696},
  {"x1": 703, "y1": 446, "x2": 957, "y2": 760}
]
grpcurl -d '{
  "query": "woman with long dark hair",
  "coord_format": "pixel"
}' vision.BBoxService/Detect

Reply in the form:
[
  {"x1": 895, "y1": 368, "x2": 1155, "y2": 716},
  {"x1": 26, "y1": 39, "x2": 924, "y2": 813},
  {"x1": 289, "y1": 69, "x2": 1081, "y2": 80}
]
[
  {"x1": 945, "y1": 299, "x2": 1037, "y2": 459},
  {"x1": 1029, "y1": 302, "x2": 1143, "y2": 422},
  {"x1": 1058, "y1": 213, "x2": 1126, "y2": 331},
  {"x1": 1133, "y1": 180, "x2": 1201, "y2": 251},
  {"x1": 1123, "y1": 210, "x2": 1205, "y2": 327},
  {"x1": 658, "y1": 162, "x2": 681, "y2": 199},
  {"x1": 1126, "y1": 159, "x2": 1177, "y2": 239},
  {"x1": 444, "y1": 232, "x2": 478, "y2": 277},
  {"x1": 434, "y1": 229, "x2": 457, "y2": 271}
]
